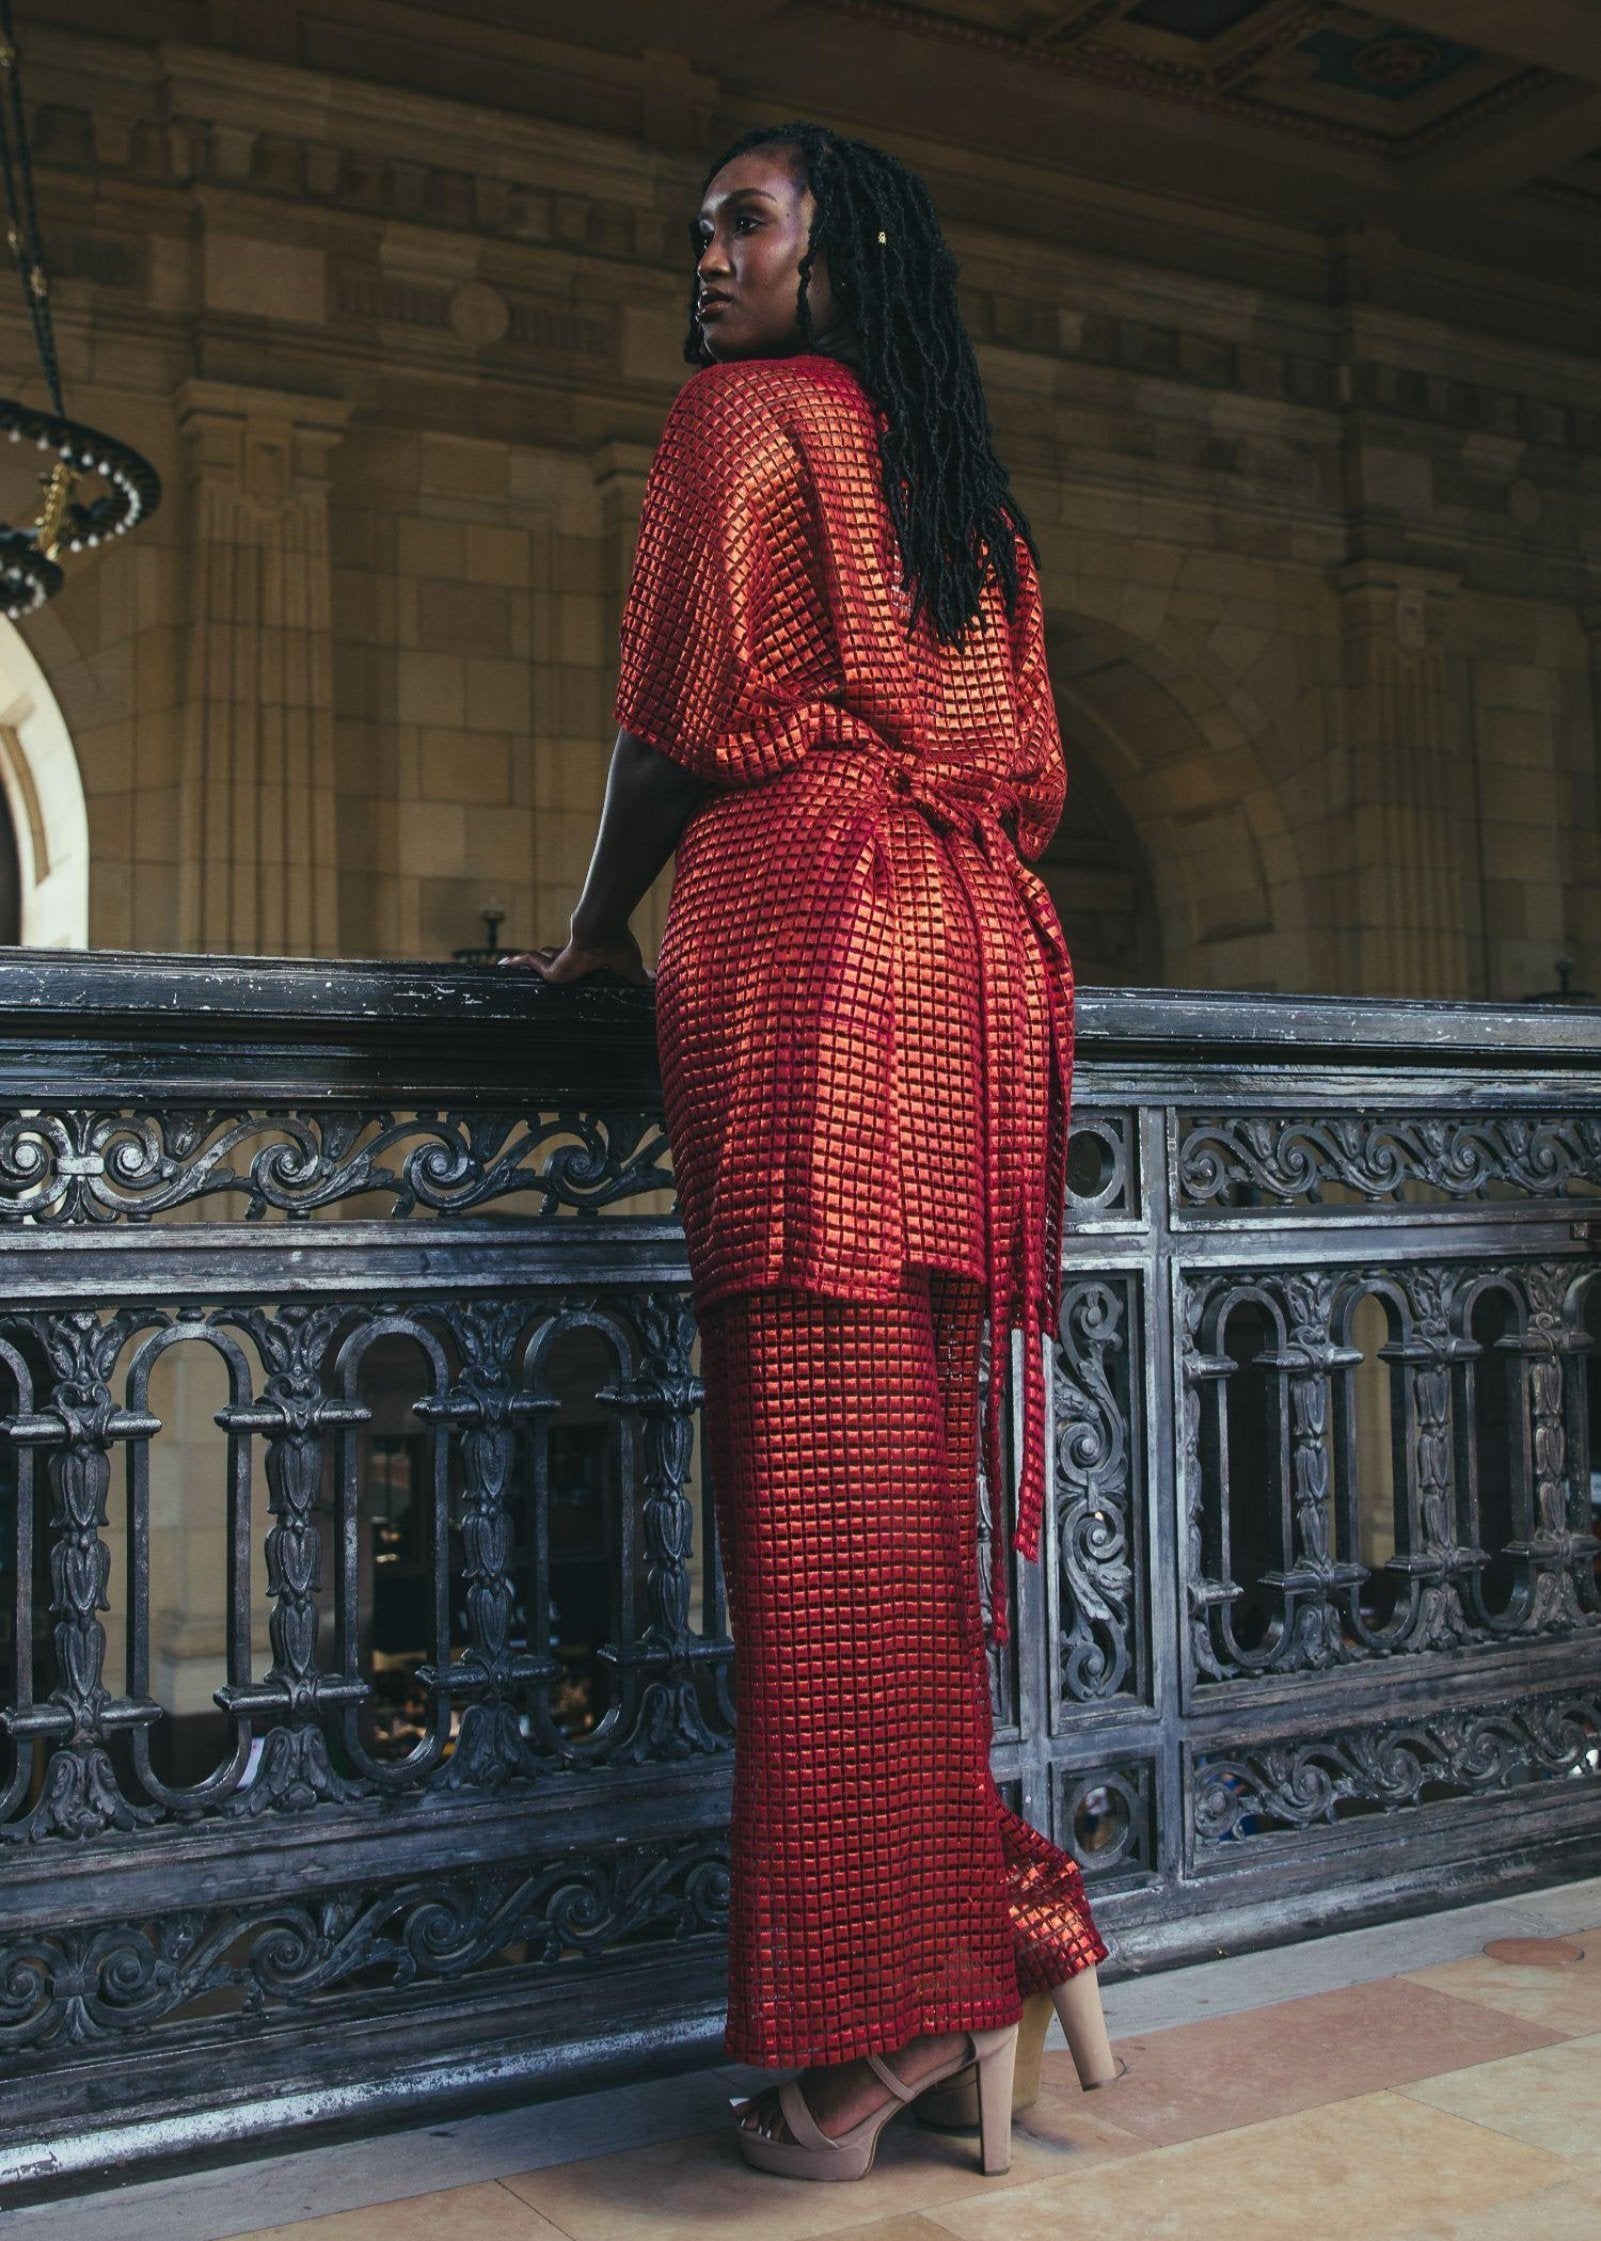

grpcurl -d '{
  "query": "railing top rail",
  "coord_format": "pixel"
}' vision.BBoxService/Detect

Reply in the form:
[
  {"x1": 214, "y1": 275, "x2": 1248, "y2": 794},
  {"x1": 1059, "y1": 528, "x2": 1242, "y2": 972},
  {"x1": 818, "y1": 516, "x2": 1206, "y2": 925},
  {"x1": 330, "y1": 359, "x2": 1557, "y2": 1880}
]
[
  {"x1": 1076, "y1": 985, "x2": 1601, "y2": 1065},
  {"x1": 0, "y1": 952, "x2": 1591, "y2": 1085}
]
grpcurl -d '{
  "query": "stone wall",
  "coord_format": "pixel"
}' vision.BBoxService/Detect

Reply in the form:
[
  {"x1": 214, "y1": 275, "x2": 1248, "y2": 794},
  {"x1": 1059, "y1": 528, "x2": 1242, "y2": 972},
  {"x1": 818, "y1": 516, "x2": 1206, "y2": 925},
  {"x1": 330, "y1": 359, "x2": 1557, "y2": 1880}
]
[{"x1": 2, "y1": 22, "x2": 1596, "y2": 998}]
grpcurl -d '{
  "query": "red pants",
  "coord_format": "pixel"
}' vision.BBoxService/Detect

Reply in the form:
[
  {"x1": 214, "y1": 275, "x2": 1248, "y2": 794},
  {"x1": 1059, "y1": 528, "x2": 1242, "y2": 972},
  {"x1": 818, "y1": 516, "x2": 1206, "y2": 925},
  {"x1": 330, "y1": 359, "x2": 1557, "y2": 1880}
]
[{"x1": 698, "y1": 1267, "x2": 1107, "y2": 2068}]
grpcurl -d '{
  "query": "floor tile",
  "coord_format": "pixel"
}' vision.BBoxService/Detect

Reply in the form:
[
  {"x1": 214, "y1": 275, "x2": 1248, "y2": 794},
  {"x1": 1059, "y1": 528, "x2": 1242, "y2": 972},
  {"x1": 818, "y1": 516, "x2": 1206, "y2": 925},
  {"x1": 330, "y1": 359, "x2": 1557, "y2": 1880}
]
[
  {"x1": 1401, "y1": 2032, "x2": 1601, "y2": 2173},
  {"x1": 19, "y1": 1879, "x2": 1601, "y2": 2241},
  {"x1": 498, "y1": 2092, "x2": 1141, "y2": 2241},
  {"x1": 794, "y1": 2221, "x2": 965, "y2": 2241},
  {"x1": 1389, "y1": 2174, "x2": 1601, "y2": 2240},
  {"x1": 1035, "y1": 1974, "x2": 1563, "y2": 2148},
  {"x1": 922, "y1": 2090, "x2": 1568, "y2": 2241},
  {"x1": 1098, "y1": 1876, "x2": 1601, "y2": 2038},
  {"x1": 1403, "y1": 1929, "x2": 1601, "y2": 2037},
  {"x1": 1007, "y1": 2087, "x2": 1147, "y2": 2159},
  {"x1": 4, "y1": 2065, "x2": 758, "y2": 2241},
  {"x1": 233, "y1": 2180, "x2": 569, "y2": 2241}
]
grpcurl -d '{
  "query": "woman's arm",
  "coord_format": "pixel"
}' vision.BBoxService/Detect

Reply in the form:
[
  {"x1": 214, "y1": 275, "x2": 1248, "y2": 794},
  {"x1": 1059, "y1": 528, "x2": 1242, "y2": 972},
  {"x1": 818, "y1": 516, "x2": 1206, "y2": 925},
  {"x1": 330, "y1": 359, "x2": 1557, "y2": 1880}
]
[{"x1": 506, "y1": 729, "x2": 715, "y2": 984}]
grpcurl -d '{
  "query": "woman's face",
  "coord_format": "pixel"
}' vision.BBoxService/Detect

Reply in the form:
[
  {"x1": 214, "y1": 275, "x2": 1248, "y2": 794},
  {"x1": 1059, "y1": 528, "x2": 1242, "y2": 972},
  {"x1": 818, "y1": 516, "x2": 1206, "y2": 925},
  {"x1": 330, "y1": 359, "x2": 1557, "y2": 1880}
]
[{"x1": 693, "y1": 146, "x2": 842, "y2": 362}]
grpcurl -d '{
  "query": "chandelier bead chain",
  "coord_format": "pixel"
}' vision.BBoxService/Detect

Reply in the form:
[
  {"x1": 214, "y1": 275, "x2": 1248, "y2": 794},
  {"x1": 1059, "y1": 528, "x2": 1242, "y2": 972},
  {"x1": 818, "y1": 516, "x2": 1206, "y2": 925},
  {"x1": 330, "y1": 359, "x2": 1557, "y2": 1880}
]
[{"x1": 0, "y1": 0, "x2": 160, "y2": 617}]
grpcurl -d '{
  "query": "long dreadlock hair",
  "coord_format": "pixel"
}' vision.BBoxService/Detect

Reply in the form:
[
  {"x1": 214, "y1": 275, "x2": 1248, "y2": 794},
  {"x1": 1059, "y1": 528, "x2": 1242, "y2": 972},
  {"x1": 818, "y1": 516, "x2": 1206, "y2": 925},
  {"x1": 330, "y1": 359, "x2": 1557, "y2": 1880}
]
[{"x1": 683, "y1": 121, "x2": 1036, "y2": 647}]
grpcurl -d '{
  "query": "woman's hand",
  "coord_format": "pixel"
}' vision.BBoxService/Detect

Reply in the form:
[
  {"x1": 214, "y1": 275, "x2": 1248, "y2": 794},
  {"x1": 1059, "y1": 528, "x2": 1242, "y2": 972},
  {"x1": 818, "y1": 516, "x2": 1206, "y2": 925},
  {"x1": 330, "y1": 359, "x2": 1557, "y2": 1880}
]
[
  {"x1": 500, "y1": 926, "x2": 653, "y2": 984},
  {"x1": 494, "y1": 730, "x2": 705, "y2": 989}
]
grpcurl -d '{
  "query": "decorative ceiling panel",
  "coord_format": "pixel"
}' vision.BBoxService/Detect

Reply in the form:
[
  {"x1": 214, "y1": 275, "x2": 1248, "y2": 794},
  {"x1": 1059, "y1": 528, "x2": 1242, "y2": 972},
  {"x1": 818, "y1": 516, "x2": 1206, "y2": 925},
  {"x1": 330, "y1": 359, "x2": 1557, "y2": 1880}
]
[
  {"x1": 1296, "y1": 23, "x2": 1482, "y2": 101},
  {"x1": 815, "y1": 0, "x2": 1561, "y2": 156},
  {"x1": 1534, "y1": 143, "x2": 1601, "y2": 214},
  {"x1": 1125, "y1": 1, "x2": 1274, "y2": 36}
]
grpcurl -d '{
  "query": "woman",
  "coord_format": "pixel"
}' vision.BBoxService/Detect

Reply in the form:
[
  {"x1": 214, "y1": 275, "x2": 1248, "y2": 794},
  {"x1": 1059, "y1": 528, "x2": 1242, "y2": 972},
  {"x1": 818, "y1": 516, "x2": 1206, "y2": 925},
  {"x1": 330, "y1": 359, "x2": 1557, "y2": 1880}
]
[{"x1": 516, "y1": 121, "x2": 1121, "y2": 2181}]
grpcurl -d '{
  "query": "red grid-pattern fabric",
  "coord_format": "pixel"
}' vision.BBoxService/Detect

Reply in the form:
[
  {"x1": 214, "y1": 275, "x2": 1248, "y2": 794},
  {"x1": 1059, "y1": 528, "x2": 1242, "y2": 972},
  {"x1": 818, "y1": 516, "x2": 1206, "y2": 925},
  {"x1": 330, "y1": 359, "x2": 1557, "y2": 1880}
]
[
  {"x1": 617, "y1": 353, "x2": 1074, "y2": 1644},
  {"x1": 698, "y1": 1270, "x2": 1107, "y2": 2068}
]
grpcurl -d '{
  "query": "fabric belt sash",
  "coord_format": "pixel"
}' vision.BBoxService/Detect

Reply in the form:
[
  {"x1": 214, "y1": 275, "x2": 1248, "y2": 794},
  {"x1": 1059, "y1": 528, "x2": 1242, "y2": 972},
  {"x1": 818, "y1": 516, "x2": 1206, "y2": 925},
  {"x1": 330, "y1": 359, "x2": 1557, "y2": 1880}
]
[{"x1": 779, "y1": 745, "x2": 1074, "y2": 1648}]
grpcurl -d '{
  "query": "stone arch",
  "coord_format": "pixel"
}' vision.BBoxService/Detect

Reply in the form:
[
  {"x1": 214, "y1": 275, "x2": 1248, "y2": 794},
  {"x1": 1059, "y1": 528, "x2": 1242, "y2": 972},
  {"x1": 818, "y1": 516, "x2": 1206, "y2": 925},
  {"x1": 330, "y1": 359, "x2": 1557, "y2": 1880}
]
[
  {"x1": 1040, "y1": 742, "x2": 1162, "y2": 988},
  {"x1": 0, "y1": 618, "x2": 89, "y2": 948},
  {"x1": 1040, "y1": 609, "x2": 1310, "y2": 992}
]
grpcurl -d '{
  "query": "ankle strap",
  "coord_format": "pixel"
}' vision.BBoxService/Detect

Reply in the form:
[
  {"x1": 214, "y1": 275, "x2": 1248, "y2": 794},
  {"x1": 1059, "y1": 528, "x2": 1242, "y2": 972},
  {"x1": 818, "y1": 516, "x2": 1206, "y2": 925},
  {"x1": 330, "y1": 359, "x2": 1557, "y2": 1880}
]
[{"x1": 864, "y1": 2050, "x2": 924, "y2": 2103}]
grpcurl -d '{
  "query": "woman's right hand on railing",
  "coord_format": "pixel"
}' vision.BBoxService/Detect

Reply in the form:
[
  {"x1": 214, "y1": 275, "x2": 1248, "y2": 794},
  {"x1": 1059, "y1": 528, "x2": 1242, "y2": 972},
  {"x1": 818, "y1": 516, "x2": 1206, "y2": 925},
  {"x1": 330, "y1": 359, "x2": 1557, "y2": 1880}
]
[{"x1": 499, "y1": 926, "x2": 653, "y2": 984}]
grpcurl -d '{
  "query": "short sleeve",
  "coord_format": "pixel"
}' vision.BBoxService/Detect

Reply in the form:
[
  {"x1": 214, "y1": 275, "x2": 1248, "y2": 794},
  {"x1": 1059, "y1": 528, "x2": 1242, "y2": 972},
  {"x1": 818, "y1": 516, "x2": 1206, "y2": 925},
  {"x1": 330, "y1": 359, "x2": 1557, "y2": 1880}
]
[
  {"x1": 613, "y1": 365, "x2": 826, "y2": 789},
  {"x1": 1007, "y1": 537, "x2": 1067, "y2": 861}
]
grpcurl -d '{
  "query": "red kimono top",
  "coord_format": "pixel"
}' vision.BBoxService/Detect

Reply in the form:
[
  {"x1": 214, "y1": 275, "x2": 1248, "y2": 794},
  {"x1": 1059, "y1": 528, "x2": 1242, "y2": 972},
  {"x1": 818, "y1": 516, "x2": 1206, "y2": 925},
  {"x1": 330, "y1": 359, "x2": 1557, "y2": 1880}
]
[{"x1": 614, "y1": 353, "x2": 1072, "y2": 1645}]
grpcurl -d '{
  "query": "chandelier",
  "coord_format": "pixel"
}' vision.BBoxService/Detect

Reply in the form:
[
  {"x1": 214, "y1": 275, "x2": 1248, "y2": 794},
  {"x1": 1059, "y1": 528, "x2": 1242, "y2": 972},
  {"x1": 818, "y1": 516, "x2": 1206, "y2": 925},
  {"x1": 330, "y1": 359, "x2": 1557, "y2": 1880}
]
[{"x1": 0, "y1": 1, "x2": 159, "y2": 620}]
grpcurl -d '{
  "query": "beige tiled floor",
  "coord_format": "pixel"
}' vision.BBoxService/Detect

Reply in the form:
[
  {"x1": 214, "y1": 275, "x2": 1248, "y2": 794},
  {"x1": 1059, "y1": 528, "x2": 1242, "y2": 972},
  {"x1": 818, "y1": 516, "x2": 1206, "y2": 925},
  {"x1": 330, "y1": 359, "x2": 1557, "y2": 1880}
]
[{"x1": 228, "y1": 1924, "x2": 1601, "y2": 2241}]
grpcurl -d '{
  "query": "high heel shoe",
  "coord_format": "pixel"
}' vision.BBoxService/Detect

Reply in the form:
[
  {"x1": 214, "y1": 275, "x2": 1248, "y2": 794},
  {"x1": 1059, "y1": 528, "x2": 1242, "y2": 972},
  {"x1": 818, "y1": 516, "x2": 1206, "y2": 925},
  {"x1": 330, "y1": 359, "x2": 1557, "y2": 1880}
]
[
  {"x1": 916, "y1": 1968, "x2": 1125, "y2": 2132},
  {"x1": 916, "y1": 1990, "x2": 1051, "y2": 2130},
  {"x1": 732, "y1": 2022, "x2": 1019, "y2": 2181}
]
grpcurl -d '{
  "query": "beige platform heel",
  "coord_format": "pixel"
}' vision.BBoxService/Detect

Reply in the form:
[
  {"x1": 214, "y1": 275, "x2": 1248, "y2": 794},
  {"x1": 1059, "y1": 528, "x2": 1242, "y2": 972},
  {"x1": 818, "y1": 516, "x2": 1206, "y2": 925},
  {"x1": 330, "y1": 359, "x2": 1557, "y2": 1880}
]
[
  {"x1": 733, "y1": 2021, "x2": 1020, "y2": 2180},
  {"x1": 916, "y1": 1965, "x2": 1126, "y2": 2132}
]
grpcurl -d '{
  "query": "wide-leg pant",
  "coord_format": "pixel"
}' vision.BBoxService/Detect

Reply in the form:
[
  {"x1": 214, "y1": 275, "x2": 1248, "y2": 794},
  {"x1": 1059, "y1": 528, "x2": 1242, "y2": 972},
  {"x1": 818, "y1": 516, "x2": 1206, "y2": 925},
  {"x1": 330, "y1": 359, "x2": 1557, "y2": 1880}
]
[{"x1": 697, "y1": 1266, "x2": 1107, "y2": 2069}]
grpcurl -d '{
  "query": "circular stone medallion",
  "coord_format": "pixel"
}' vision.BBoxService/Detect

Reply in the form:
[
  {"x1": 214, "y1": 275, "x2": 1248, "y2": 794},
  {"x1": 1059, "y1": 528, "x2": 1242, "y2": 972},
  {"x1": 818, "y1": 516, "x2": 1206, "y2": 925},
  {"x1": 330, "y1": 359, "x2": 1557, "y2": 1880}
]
[
  {"x1": 450, "y1": 281, "x2": 510, "y2": 348},
  {"x1": 1481, "y1": 1937, "x2": 1585, "y2": 1969},
  {"x1": 1349, "y1": 36, "x2": 1443, "y2": 90}
]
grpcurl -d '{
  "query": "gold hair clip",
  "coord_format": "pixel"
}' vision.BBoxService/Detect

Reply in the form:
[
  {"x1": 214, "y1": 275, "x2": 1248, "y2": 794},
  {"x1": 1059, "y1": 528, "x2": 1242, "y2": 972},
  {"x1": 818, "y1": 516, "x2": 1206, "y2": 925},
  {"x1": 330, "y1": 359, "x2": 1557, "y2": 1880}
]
[{"x1": 876, "y1": 229, "x2": 887, "y2": 244}]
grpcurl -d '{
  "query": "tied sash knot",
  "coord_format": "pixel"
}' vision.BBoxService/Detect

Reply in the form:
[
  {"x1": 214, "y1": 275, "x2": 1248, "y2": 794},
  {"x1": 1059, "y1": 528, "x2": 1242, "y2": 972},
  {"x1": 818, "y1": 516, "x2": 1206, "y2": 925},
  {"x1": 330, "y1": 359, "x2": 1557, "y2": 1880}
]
[
  {"x1": 776, "y1": 746, "x2": 1073, "y2": 1650},
  {"x1": 883, "y1": 759, "x2": 1074, "y2": 1648}
]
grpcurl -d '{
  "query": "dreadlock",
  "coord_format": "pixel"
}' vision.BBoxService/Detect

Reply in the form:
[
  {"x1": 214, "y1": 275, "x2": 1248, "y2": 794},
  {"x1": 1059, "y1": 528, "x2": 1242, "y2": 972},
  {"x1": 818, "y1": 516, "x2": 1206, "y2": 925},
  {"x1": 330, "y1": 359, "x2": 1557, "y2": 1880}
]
[{"x1": 683, "y1": 121, "x2": 1036, "y2": 647}]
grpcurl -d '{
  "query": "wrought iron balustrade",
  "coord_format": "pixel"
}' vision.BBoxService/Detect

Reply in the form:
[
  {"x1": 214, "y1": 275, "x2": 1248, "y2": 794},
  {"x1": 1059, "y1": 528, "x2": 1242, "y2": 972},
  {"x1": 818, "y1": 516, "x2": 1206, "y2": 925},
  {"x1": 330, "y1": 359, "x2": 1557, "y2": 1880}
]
[{"x1": 0, "y1": 954, "x2": 1595, "y2": 2191}]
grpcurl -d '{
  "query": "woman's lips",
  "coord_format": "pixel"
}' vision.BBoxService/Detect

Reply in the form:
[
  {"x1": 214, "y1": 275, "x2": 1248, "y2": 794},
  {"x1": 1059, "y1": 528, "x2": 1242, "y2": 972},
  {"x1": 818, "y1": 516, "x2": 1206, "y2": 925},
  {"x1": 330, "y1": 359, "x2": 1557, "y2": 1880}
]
[{"x1": 698, "y1": 296, "x2": 732, "y2": 319}]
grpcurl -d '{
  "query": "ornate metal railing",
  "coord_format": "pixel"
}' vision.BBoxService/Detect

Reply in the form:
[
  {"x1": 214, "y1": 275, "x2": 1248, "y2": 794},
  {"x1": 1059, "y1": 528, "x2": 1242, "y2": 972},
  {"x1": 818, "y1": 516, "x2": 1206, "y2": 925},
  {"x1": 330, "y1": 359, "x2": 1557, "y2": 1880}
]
[{"x1": 0, "y1": 955, "x2": 1596, "y2": 2190}]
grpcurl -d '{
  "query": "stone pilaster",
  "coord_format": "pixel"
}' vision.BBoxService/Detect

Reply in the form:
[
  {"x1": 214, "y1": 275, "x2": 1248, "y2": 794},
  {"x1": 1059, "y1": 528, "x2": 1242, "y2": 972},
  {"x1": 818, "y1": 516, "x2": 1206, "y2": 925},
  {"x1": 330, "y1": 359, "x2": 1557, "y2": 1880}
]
[
  {"x1": 1572, "y1": 599, "x2": 1601, "y2": 982},
  {"x1": 1580, "y1": 602, "x2": 1601, "y2": 815},
  {"x1": 1333, "y1": 559, "x2": 1470, "y2": 997},
  {"x1": 589, "y1": 439, "x2": 656, "y2": 667},
  {"x1": 176, "y1": 381, "x2": 352, "y2": 956},
  {"x1": 589, "y1": 437, "x2": 667, "y2": 954}
]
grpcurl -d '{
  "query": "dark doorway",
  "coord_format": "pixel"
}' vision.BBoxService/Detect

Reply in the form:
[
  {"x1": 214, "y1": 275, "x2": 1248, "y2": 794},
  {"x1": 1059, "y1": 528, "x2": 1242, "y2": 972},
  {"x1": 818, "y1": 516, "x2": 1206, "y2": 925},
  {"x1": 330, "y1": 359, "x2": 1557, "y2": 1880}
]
[
  {"x1": 0, "y1": 780, "x2": 20, "y2": 945},
  {"x1": 1040, "y1": 751, "x2": 1161, "y2": 988}
]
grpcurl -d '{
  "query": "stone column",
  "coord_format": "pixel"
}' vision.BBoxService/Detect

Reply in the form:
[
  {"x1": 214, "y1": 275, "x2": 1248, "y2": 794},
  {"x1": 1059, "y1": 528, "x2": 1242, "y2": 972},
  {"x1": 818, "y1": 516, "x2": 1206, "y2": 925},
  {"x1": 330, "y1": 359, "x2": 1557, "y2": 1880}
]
[
  {"x1": 588, "y1": 438, "x2": 675, "y2": 961},
  {"x1": 1575, "y1": 603, "x2": 1601, "y2": 982},
  {"x1": 588, "y1": 438, "x2": 655, "y2": 665},
  {"x1": 1333, "y1": 559, "x2": 1471, "y2": 997},
  {"x1": 176, "y1": 381, "x2": 352, "y2": 956}
]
